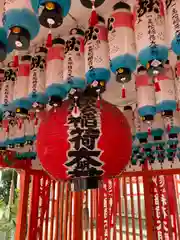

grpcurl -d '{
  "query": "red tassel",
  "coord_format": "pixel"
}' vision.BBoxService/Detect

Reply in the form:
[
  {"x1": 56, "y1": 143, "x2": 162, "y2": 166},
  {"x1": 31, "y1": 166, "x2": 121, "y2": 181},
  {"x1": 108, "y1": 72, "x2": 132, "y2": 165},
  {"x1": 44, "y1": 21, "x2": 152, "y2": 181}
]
[
  {"x1": 13, "y1": 55, "x2": 19, "y2": 68},
  {"x1": 96, "y1": 96, "x2": 100, "y2": 108},
  {"x1": 72, "y1": 104, "x2": 81, "y2": 118},
  {"x1": 121, "y1": 87, "x2": 126, "y2": 98},
  {"x1": 89, "y1": 10, "x2": 98, "y2": 26},
  {"x1": 2, "y1": 119, "x2": 9, "y2": 132},
  {"x1": 35, "y1": 117, "x2": 39, "y2": 126},
  {"x1": 17, "y1": 119, "x2": 23, "y2": 129},
  {"x1": 167, "y1": 123, "x2": 171, "y2": 132},
  {"x1": 148, "y1": 127, "x2": 151, "y2": 135},
  {"x1": 177, "y1": 103, "x2": 180, "y2": 112},
  {"x1": 46, "y1": 31, "x2": 52, "y2": 48},
  {"x1": 74, "y1": 105, "x2": 78, "y2": 114},
  {"x1": 154, "y1": 81, "x2": 161, "y2": 92}
]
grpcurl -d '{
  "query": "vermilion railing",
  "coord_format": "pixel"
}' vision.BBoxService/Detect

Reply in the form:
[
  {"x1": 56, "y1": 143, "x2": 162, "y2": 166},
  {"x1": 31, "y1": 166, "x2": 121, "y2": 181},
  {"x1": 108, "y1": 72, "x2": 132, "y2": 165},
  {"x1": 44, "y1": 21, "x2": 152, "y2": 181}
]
[{"x1": 15, "y1": 168, "x2": 180, "y2": 240}]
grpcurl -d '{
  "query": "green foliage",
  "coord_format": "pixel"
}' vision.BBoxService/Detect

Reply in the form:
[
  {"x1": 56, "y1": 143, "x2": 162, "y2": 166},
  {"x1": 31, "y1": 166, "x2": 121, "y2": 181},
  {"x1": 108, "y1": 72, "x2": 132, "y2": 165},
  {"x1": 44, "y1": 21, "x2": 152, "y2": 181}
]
[
  {"x1": 0, "y1": 170, "x2": 17, "y2": 205},
  {"x1": 0, "y1": 170, "x2": 19, "y2": 235}
]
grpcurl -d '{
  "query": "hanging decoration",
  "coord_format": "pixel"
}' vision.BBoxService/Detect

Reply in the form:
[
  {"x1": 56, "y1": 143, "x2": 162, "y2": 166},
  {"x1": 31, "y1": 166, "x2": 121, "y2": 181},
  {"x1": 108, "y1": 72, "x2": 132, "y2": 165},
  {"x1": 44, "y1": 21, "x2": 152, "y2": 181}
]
[
  {"x1": 123, "y1": 105, "x2": 135, "y2": 136},
  {"x1": 13, "y1": 54, "x2": 32, "y2": 119},
  {"x1": 166, "y1": 0, "x2": 180, "y2": 55},
  {"x1": 80, "y1": 0, "x2": 105, "y2": 9},
  {"x1": 155, "y1": 60, "x2": 176, "y2": 112},
  {"x1": 85, "y1": 15, "x2": 110, "y2": 93},
  {"x1": 134, "y1": 0, "x2": 168, "y2": 74},
  {"x1": 64, "y1": 28, "x2": 86, "y2": 91},
  {"x1": 0, "y1": 12, "x2": 8, "y2": 61},
  {"x1": 151, "y1": 113, "x2": 164, "y2": 142},
  {"x1": 3, "y1": 0, "x2": 40, "y2": 50},
  {"x1": 45, "y1": 37, "x2": 71, "y2": 107},
  {"x1": 28, "y1": 46, "x2": 48, "y2": 113},
  {"x1": 175, "y1": 55, "x2": 180, "y2": 109},
  {"x1": 136, "y1": 65, "x2": 156, "y2": 125},
  {"x1": 64, "y1": 28, "x2": 86, "y2": 117},
  {"x1": 1, "y1": 61, "x2": 16, "y2": 131},
  {"x1": 1, "y1": 0, "x2": 180, "y2": 173},
  {"x1": 0, "y1": 69, "x2": 5, "y2": 122},
  {"x1": 36, "y1": 0, "x2": 71, "y2": 28},
  {"x1": 37, "y1": 92, "x2": 132, "y2": 190},
  {"x1": 108, "y1": 1, "x2": 136, "y2": 99}
]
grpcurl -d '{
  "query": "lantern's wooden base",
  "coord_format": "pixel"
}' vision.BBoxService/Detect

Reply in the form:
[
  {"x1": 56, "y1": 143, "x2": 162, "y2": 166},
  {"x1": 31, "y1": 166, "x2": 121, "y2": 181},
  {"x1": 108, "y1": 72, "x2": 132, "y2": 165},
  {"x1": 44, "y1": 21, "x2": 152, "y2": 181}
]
[
  {"x1": 39, "y1": 3, "x2": 63, "y2": 28},
  {"x1": 80, "y1": 0, "x2": 105, "y2": 8},
  {"x1": 48, "y1": 96, "x2": 62, "y2": 107},
  {"x1": 71, "y1": 177, "x2": 102, "y2": 191},
  {"x1": 8, "y1": 27, "x2": 30, "y2": 50}
]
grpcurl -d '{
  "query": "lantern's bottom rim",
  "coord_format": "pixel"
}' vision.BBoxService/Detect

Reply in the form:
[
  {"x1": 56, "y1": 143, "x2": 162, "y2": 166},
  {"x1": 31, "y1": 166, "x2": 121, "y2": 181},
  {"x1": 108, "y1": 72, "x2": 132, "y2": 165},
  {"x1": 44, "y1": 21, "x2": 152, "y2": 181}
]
[{"x1": 71, "y1": 176, "x2": 102, "y2": 192}]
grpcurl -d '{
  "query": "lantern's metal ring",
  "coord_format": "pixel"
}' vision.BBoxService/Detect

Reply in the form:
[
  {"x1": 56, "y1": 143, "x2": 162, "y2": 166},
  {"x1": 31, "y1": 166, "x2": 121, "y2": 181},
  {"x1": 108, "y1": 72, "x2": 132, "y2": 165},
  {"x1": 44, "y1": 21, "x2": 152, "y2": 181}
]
[{"x1": 80, "y1": 0, "x2": 105, "y2": 8}]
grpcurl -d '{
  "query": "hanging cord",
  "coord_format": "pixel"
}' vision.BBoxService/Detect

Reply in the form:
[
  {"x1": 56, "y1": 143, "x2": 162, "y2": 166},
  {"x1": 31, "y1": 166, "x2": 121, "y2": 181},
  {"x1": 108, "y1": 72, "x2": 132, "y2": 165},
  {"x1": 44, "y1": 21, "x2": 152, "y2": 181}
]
[{"x1": 68, "y1": 13, "x2": 85, "y2": 30}]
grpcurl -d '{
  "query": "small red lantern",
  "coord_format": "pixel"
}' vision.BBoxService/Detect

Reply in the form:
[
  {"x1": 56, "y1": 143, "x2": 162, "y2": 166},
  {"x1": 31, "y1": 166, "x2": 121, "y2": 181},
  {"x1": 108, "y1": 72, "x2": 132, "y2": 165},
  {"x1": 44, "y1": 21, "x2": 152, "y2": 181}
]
[{"x1": 37, "y1": 95, "x2": 132, "y2": 190}]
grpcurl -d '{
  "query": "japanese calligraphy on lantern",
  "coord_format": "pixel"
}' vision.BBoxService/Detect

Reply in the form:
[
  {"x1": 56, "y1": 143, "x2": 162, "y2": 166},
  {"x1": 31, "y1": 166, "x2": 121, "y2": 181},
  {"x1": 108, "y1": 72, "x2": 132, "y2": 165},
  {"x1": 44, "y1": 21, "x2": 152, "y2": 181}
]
[
  {"x1": 87, "y1": 42, "x2": 93, "y2": 70},
  {"x1": 168, "y1": 0, "x2": 180, "y2": 35},
  {"x1": 29, "y1": 52, "x2": 46, "y2": 95},
  {"x1": 103, "y1": 179, "x2": 114, "y2": 239},
  {"x1": 67, "y1": 54, "x2": 73, "y2": 80},
  {"x1": 152, "y1": 176, "x2": 170, "y2": 239},
  {"x1": 148, "y1": 18, "x2": 156, "y2": 47},
  {"x1": 137, "y1": 0, "x2": 160, "y2": 20},
  {"x1": 65, "y1": 97, "x2": 104, "y2": 178}
]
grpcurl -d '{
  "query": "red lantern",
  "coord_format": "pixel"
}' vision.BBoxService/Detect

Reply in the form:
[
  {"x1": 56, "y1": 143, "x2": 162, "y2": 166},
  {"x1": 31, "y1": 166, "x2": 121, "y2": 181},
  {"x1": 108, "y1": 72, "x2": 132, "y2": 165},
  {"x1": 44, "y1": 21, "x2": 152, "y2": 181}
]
[{"x1": 37, "y1": 96, "x2": 132, "y2": 190}]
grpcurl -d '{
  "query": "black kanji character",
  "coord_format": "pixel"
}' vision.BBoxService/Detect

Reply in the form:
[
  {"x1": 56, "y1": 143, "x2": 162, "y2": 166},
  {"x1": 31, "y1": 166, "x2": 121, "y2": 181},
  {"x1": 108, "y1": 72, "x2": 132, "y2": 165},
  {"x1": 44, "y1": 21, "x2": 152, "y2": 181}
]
[{"x1": 66, "y1": 147, "x2": 101, "y2": 167}]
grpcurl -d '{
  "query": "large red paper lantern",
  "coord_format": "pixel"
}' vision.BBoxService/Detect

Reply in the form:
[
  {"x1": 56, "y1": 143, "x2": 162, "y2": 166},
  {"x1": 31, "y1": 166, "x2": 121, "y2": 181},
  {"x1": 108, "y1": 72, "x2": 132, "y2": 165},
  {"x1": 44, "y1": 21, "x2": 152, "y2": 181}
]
[{"x1": 37, "y1": 95, "x2": 132, "y2": 190}]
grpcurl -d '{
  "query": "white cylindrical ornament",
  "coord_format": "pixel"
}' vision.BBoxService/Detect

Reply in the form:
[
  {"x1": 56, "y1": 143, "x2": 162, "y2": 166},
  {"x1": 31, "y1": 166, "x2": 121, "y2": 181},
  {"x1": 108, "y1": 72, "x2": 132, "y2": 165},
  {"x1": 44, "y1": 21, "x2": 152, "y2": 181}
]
[
  {"x1": 164, "y1": 110, "x2": 180, "y2": 135},
  {"x1": 108, "y1": 1, "x2": 136, "y2": 77},
  {"x1": 64, "y1": 28, "x2": 86, "y2": 90},
  {"x1": 166, "y1": 0, "x2": 180, "y2": 55},
  {"x1": 175, "y1": 56, "x2": 180, "y2": 105},
  {"x1": 28, "y1": 47, "x2": 48, "y2": 111},
  {"x1": 46, "y1": 37, "x2": 71, "y2": 106},
  {"x1": 0, "y1": 69, "x2": 4, "y2": 114},
  {"x1": 123, "y1": 105, "x2": 135, "y2": 136},
  {"x1": 134, "y1": 0, "x2": 168, "y2": 67},
  {"x1": 134, "y1": 108, "x2": 149, "y2": 143},
  {"x1": 151, "y1": 113, "x2": 164, "y2": 140},
  {"x1": 136, "y1": 65, "x2": 156, "y2": 119},
  {"x1": 13, "y1": 54, "x2": 31, "y2": 115},
  {"x1": 46, "y1": 38, "x2": 64, "y2": 87},
  {"x1": 155, "y1": 60, "x2": 176, "y2": 113},
  {"x1": 85, "y1": 15, "x2": 110, "y2": 85},
  {"x1": 0, "y1": 127, "x2": 6, "y2": 149},
  {"x1": 1, "y1": 63, "x2": 16, "y2": 119}
]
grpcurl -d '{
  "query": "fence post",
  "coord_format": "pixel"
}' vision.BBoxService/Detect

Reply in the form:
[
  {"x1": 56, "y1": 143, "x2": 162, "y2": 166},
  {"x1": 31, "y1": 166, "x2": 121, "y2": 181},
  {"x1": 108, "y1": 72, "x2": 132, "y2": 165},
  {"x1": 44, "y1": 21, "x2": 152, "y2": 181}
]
[
  {"x1": 143, "y1": 170, "x2": 154, "y2": 240},
  {"x1": 73, "y1": 191, "x2": 83, "y2": 240},
  {"x1": 15, "y1": 170, "x2": 30, "y2": 240}
]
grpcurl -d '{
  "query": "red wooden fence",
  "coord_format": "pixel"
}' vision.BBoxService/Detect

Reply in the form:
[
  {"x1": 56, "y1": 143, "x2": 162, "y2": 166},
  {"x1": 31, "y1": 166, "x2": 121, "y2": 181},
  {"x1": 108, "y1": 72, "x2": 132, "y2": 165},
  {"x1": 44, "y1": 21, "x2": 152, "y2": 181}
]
[{"x1": 14, "y1": 168, "x2": 180, "y2": 240}]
